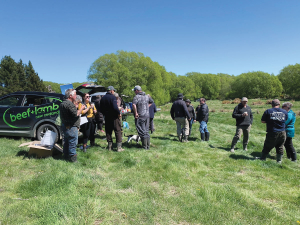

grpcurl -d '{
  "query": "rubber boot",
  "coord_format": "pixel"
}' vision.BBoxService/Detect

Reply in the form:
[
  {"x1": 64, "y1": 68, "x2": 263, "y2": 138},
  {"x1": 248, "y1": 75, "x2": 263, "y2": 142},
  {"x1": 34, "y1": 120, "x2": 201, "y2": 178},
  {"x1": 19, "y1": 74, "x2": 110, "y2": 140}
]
[
  {"x1": 147, "y1": 137, "x2": 150, "y2": 150},
  {"x1": 70, "y1": 154, "x2": 77, "y2": 163},
  {"x1": 108, "y1": 142, "x2": 112, "y2": 151},
  {"x1": 276, "y1": 154, "x2": 283, "y2": 164},
  {"x1": 205, "y1": 132, "x2": 210, "y2": 141},
  {"x1": 291, "y1": 152, "x2": 297, "y2": 162},
  {"x1": 83, "y1": 144, "x2": 87, "y2": 153},
  {"x1": 117, "y1": 142, "x2": 125, "y2": 152},
  {"x1": 182, "y1": 135, "x2": 189, "y2": 143},
  {"x1": 141, "y1": 138, "x2": 147, "y2": 149},
  {"x1": 200, "y1": 132, "x2": 205, "y2": 141},
  {"x1": 178, "y1": 134, "x2": 182, "y2": 142},
  {"x1": 255, "y1": 152, "x2": 267, "y2": 161}
]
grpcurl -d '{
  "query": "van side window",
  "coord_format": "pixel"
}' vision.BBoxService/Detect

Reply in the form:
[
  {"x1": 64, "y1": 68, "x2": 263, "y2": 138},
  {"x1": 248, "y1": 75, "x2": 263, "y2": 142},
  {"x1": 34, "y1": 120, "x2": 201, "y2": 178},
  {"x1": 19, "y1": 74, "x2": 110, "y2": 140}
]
[
  {"x1": 0, "y1": 96, "x2": 22, "y2": 107},
  {"x1": 23, "y1": 96, "x2": 47, "y2": 106}
]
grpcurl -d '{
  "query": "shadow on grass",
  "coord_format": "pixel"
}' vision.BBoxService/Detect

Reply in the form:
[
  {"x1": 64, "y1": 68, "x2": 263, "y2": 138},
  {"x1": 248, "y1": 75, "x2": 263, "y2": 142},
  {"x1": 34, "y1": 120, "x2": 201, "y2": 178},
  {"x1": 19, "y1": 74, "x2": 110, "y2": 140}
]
[
  {"x1": 209, "y1": 144, "x2": 231, "y2": 152},
  {"x1": 229, "y1": 154, "x2": 256, "y2": 160}
]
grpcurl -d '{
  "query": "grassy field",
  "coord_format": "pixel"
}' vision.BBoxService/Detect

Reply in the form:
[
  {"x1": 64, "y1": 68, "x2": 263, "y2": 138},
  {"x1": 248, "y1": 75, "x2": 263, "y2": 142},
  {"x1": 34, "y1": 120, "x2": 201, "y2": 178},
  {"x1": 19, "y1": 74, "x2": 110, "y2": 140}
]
[{"x1": 0, "y1": 99, "x2": 300, "y2": 224}]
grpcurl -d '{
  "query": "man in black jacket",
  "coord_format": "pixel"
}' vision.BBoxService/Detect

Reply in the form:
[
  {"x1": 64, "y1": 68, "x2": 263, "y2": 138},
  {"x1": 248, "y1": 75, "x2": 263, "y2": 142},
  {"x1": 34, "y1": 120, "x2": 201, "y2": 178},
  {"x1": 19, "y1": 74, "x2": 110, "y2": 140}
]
[
  {"x1": 196, "y1": 98, "x2": 209, "y2": 141},
  {"x1": 170, "y1": 93, "x2": 191, "y2": 142},
  {"x1": 99, "y1": 86, "x2": 124, "y2": 152},
  {"x1": 230, "y1": 97, "x2": 253, "y2": 152}
]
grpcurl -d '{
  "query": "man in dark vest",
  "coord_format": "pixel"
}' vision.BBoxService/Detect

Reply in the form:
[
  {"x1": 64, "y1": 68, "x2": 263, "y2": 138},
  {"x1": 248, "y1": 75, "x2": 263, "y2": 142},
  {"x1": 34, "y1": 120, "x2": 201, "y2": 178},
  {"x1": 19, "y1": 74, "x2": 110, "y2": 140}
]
[{"x1": 100, "y1": 86, "x2": 124, "y2": 152}]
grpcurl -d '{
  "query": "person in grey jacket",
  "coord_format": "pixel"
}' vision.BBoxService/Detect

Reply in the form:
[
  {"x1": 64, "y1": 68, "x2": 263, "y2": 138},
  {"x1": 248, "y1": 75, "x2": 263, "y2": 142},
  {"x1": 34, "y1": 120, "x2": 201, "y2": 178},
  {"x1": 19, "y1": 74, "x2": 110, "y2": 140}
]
[
  {"x1": 196, "y1": 98, "x2": 209, "y2": 141},
  {"x1": 230, "y1": 97, "x2": 253, "y2": 152},
  {"x1": 170, "y1": 93, "x2": 191, "y2": 142},
  {"x1": 132, "y1": 85, "x2": 154, "y2": 149}
]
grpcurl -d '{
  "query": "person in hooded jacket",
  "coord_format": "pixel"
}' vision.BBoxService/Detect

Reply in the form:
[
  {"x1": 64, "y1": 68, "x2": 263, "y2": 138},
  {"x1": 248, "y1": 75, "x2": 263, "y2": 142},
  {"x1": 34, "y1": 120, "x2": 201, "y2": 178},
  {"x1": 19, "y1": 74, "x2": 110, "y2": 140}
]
[
  {"x1": 132, "y1": 85, "x2": 154, "y2": 149},
  {"x1": 282, "y1": 102, "x2": 297, "y2": 162}
]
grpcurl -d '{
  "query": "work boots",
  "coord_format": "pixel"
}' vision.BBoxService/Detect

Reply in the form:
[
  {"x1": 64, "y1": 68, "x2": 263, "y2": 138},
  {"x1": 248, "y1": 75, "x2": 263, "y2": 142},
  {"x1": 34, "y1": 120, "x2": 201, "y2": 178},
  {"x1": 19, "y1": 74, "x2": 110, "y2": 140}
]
[
  {"x1": 182, "y1": 135, "x2": 189, "y2": 143},
  {"x1": 291, "y1": 152, "x2": 297, "y2": 162},
  {"x1": 117, "y1": 142, "x2": 125, "y2": 152},
  {"x1": 147, "y1": 137, "x2": 150, "y2": 150},
  {"x1": 205, "y1": 132, "x2": 210, "y2": 141},
  {"x1": 276, "y1": 154, "x2": 283, "y2": 164},
  {"x1": 200, "y1": 132, "x2": 205, "y2": 141},
  {"x1": 108, "y1": 142, "x2": 112, "y2": 151},
  {"x1": 255, "y1": 152, "x2": 267, "y2": 161},
  {"x1": 178, "y1": 134, "x2": 182, "y2": 142},
  {"x1": 70, "y1": 154, "x2": 77, "y2": 163}
]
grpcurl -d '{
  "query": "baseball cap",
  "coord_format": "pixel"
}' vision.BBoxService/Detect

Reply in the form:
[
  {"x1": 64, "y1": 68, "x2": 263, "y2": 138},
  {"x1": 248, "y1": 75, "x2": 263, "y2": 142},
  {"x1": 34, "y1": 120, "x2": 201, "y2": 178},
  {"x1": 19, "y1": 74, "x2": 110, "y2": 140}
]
[
  {"x1": 132, "y1": 85, "x2": 142, "y2": 91},
  {"x1": 185, "y1": 99, "x2": 191, "y2": 103},
  {"x1": 107, "y1": 86, "x2": 116, "y2": 91},
  {"x1": 272, "y1": 99, "x2": 280, "y2": 106}
]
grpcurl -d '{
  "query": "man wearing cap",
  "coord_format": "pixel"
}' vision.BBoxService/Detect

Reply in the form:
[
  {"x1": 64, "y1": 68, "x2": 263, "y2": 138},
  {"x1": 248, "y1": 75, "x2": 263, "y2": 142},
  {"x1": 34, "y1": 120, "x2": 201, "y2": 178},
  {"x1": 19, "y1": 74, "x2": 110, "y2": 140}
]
[
  {"x1": 230, "y1": 97, "x2": 253, "y2": 152},
  {"x1": 99, "y1": 86, "x2": 124, "y2": 152},
  {"x1": 132, "y1": 85, "x2": 154, "y2": 149},
  {"x1": 257, "y1": 99, "x2": 288, "y2": 163},
  {"x1": 185, "y1": 99, "x2": 196, "y2": 136},
  {"x1": 170, "y1": 93, "x2": 191, "y2": 142},
  {"x1": 196, "y1": 98, "x2": 210, "y2": 141}
]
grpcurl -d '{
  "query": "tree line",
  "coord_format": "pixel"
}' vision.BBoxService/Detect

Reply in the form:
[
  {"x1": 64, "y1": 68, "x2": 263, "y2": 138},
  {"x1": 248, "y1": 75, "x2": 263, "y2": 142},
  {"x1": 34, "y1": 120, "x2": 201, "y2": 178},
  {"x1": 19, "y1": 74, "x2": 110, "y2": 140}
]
[
  {"x1": 1, "y1": 53, "x2": 300, "y2": 105},
  {"x1": 0, "y1": 56, "x2": 46, "y2": 96}
]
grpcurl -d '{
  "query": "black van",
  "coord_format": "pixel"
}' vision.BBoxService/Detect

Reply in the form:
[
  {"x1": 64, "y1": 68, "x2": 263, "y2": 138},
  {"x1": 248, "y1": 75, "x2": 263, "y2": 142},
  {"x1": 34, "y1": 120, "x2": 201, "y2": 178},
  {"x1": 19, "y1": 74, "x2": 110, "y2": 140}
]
[{"x1": 0, "y1": 91, "x2": 64, "y2": 141}]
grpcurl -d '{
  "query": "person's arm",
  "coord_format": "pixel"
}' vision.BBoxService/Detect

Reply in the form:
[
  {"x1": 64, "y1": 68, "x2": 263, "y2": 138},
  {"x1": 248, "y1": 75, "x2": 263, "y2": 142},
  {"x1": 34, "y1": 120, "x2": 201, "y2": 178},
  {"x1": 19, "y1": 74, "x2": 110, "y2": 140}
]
[
  {"x1": 170, "y1": 105, "x2": 175, "y2": 120},
  {"x1": 77, "y1": 104, "x2": 86, "y2": 116},
  {"x1": 183, "y1": 102, "x2": 191, "y2": 120},
  {"x1": 232, "y1": 106, "x2": 242, "y2": 118},
  {"x1": 192, "y1": 106, "x2": 196, "y2": 122},
  {"x1": 154, "y1": 103, "x2": 157, "y2": 113},
  {"x1": 250, "y1": 108, "x2": 253, "y2": 124},
  {"x1": 133, "y1": 104, "x2": 138, "y2": 119},
  {"x1": 261, "y1": 110, "x2": 267, "y2": 123}
]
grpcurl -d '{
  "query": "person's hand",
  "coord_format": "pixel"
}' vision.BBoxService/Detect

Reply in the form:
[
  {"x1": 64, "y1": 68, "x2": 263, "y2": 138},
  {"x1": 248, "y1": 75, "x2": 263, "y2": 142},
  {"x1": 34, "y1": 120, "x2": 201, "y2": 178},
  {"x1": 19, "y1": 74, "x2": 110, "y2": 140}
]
[
  {"x1": 135, "y1": 114, "x2": 139, "y2": 119},
  {"x1": 194, "y1": 120, "x2": 196, "y2": 122},
  {"x1": 82, "y1": 105, "x2": 86, "y2": 110}
]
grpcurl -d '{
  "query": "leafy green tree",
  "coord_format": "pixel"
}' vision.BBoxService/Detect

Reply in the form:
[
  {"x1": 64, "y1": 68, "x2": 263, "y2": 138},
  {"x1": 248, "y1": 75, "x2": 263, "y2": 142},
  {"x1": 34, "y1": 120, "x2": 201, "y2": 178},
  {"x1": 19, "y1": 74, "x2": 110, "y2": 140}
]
[
  {"x1": 88, "y1": 50, "x2": 171, "y2": 105},
  {"x1": 169, "y1": 75, "x2": 196, "y2": 101},
  {"x1": 217, "y1": 73, "x2": 235, "y2": 100},
  {"x1": 24, "y1": 61, "x2": 46, "y2": 92},
  {"x1": 278, "y1": 63, "x2": 300, "y2": 98},
  {"x1": 0, "y1": 56, "x2": 21, "y2": 95},
  {"x1": 186, "y1": 72, "x2": 220, "y2": 99},
  {"x1": 229, "y1": 71, "x2": 282, "y2": 99}
]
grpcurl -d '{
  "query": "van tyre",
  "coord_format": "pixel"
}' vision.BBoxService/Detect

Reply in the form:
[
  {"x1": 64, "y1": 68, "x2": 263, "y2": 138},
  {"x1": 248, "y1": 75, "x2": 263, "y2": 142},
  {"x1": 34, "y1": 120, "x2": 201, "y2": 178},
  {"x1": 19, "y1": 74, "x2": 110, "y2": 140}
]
[{"x1": 37, "y1": 124, "x2": 59, "y2": 143}]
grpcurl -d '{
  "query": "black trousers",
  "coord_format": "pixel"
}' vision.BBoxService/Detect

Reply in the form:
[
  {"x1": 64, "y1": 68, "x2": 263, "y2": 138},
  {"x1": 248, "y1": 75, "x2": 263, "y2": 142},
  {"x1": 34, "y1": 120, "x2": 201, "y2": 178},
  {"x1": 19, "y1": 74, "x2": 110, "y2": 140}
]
[
  {"x1": 80, "y1": 118, "x2": 96, "y2": 145},
  {"x1": 262, "y1": 131, "x2": 286, "y2": 155},
  {"x1": 105, "y1": 117, "x2": 122, "y2": 143},
  {"x1": 284, "y1": 137, "x2": 296, "y2": 158}
]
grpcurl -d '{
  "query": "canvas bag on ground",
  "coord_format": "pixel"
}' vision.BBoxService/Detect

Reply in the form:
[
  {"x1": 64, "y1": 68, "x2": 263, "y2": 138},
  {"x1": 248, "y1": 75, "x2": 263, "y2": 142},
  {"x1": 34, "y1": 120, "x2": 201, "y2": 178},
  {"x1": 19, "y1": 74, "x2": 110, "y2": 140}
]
[{"x1": 40, "y1": 130, "x2": 57, "y2": 147}]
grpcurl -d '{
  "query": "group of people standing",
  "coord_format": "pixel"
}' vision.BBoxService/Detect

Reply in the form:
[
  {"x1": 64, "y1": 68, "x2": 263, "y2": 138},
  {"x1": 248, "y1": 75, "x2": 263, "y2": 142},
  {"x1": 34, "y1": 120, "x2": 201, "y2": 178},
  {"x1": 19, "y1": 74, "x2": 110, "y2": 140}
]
[
  {"x1": 60, "y1": 85, "x2": 155, "y2": 162},
  {"x1": 229, "y1": 97, "x2": 296, "y2": 163},
  {"x1": 60, "y1": 88, "x2": 297, "y2": 164},
  {"x1": 170, "y1": 93, "x2": 209, "y2": 142}
]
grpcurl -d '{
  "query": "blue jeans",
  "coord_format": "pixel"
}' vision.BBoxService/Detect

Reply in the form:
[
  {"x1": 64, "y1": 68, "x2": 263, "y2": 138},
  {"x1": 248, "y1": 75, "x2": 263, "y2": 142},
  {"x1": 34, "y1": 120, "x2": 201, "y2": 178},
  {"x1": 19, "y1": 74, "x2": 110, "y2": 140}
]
[
  {"x1": 62, "y1": 124, "x2": 78, "y2": 157},
  {"x1": 188, "y1": 120, "x2": 193, "y2": 135},
  {"x1": 199, "y1": 121, "x2": 208, "y2": 133}
]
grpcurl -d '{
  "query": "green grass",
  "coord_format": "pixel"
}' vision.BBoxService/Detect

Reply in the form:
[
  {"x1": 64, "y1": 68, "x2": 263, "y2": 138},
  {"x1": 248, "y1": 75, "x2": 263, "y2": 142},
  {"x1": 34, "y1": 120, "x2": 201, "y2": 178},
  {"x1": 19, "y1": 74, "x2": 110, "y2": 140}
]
[{"x1": 1, "y1": 99, "x2": 300, "y2": 224}]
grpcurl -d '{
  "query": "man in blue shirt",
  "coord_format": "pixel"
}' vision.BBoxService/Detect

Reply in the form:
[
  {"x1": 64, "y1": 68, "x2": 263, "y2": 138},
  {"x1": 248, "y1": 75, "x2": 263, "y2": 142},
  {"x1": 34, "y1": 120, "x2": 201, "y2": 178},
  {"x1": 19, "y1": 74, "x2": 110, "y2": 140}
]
[{"x1": 257, "y1": 99, "x2": 288, "y2": 163}]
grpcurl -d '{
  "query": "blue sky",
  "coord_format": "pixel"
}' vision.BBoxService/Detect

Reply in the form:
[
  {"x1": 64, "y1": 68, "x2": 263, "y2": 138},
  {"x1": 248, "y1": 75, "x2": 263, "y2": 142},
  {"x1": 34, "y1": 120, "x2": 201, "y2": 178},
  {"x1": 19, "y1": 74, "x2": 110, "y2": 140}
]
[{"x1": 1, "y1": 0, "x2": 299, "y2": 84}]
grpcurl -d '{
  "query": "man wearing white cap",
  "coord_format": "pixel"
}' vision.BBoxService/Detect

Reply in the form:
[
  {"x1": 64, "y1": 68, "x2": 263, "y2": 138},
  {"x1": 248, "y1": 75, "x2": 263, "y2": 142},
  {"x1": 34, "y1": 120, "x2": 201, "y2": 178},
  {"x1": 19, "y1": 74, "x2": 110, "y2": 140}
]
[{"x1": 230, "y1": 97, "x2": 253, "y2": 152}]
